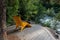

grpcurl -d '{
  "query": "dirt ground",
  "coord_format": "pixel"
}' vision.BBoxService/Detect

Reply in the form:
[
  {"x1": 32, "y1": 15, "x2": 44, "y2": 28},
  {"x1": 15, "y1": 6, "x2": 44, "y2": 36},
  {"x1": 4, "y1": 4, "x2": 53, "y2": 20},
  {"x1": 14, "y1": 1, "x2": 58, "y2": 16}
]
[{"x1": 8, "y1": 34, "x2": 21, "y2": 40}]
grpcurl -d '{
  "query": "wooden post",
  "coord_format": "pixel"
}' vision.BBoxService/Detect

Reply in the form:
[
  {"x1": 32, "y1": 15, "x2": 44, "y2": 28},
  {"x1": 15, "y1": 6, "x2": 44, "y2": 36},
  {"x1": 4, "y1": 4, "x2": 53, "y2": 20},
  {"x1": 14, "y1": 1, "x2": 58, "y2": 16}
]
[{"x1": 0, "y1": 0, "x2": 8, "y2": 40}]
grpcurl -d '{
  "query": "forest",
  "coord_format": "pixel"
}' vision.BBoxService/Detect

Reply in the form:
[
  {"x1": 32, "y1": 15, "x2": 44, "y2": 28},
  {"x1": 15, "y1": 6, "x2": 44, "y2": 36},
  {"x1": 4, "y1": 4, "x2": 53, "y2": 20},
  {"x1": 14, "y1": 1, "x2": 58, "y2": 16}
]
[
  {"x1": 6, "y1": 0, "x2": 60, "y2": 29},
  {"x1": 0, "y1": 0, "x2": 60, "y2": 40}
]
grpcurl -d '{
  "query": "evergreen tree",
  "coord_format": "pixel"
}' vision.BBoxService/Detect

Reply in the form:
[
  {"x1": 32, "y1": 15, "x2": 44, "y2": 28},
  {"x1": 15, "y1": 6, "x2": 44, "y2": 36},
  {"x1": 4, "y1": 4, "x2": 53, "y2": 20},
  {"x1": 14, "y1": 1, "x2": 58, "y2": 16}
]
[{"x1": 6, "y1": 0, "x2": 19, "y2": 25}]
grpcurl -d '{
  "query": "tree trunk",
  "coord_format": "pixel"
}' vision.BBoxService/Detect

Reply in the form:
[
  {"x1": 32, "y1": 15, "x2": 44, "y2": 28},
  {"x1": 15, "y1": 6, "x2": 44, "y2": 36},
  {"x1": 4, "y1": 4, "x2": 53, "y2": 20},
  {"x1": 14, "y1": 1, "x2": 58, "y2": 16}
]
[{"x1": 0, "y1": 0, "x2": 8, "y2": 40}]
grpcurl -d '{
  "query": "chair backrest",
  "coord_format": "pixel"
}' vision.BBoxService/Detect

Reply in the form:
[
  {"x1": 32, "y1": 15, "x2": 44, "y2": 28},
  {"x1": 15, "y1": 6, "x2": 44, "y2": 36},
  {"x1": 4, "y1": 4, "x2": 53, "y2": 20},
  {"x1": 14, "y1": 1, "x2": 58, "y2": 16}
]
[{"x1": 13, "y1": 16, "x2": 22, "y2": 25}]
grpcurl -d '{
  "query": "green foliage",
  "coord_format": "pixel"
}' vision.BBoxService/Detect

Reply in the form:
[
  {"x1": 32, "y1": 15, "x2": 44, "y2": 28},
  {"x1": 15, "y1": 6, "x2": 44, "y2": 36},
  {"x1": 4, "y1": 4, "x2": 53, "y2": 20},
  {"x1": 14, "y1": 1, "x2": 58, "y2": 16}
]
[
  {"x1": 18, "y1": 0, "x2": 27, "y2": 20},
  {"x1": 25, "y1": 0, "x2": 39, "y2": 21},
  {"x1": 6, "y1": 0, "x2": 60, "y2": 26},
  {"x1": 6, "y1": 0, "x2": 19, "y2": 25},
  {"x1": 18, "y1": 0, "x2": 46, "y2": 23},
  {"x1": 55, "y1": 12, "x2": 60, "y2": 21},
  {"x1": 18, "y1": 0, "x2": 39, "y2": 21},
  {"x1": 46, "y1": 8, "x2": 55, "y2": 17},
  {"x1": 44, "y1": 21, "x2": 51, "y2": 27}
]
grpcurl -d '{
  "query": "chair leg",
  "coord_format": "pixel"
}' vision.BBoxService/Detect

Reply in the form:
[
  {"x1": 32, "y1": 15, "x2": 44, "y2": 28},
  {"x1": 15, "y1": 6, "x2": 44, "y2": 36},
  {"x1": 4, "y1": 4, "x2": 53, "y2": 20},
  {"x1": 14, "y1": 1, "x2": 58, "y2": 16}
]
[
  {"x1": 21, "y1": 26, "x2": 25, "y2": 31},
  {"x1": 16, "y1": 24, "x2": 19, "y2": 29}
]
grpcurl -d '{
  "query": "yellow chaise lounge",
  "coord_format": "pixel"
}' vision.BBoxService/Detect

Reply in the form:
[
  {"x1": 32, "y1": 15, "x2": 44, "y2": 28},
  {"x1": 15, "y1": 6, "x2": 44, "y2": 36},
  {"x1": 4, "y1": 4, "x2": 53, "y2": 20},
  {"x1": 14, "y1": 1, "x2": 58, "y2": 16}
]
[{"x1": 13, "y1": 16, "x2": 31, "y2": 31}]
